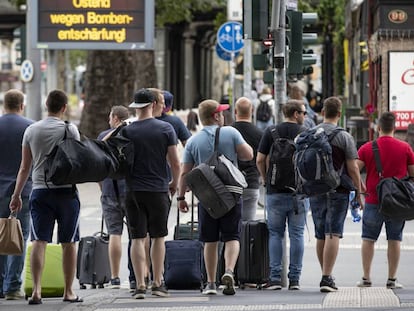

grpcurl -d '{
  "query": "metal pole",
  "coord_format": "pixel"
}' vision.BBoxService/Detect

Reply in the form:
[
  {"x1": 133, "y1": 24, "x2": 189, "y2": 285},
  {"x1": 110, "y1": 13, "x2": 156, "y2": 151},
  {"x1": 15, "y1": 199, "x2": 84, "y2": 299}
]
[
  {"x1": 243, "y1": 39, "x2": 252, "y2": 100},
  {"x1": 270, "y1": 0, "x2": 288, "y2": 288},
  {"x1": 230, "y1": 52, "x2": 236, "y2": 117},
  {"x1": 25, "y1": 1, "x2": 42, "y2": 121}
]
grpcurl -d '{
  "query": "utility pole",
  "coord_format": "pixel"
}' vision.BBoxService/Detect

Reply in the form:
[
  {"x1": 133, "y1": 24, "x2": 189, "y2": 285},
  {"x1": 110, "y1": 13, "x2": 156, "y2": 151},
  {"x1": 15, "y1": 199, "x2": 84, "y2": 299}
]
[{"x1": 270, "y1": 0, "x2": 287, "y2": 125}]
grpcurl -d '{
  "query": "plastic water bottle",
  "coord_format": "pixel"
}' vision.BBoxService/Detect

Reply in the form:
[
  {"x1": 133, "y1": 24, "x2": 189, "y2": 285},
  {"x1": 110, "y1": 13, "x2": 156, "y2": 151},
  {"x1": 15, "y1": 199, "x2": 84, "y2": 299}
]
[{"x1": 349, "y1": 190, "x2": 361, "y2": 223}]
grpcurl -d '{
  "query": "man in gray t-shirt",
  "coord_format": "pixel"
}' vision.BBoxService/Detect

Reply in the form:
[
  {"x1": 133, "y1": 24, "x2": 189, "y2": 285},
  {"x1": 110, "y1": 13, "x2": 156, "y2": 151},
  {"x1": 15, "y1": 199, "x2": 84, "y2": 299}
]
[{"x1": 10, "y1": 90, "x2": 83, "y2": 305}]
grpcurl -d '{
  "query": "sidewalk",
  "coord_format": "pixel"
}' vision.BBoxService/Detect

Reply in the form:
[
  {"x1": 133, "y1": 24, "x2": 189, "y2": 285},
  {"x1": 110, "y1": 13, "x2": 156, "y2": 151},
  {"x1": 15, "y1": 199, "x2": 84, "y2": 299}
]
[{"x1": 2, "y1": 183, "x2": 414, "y2": 310}]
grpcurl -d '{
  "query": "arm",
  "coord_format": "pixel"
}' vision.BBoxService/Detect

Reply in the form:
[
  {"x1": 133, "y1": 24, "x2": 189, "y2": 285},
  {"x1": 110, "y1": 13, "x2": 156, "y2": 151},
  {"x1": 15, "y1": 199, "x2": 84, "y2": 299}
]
[
  {"x1": 408, "y1": 164, "x2": 414, "y2": 178},
  {"x1": 10, "y1": 146, "x2": 33, "y2": 213},
  {"x1": 166, "y1": 145, "x2": 180, "y2": 197},
  {"x1": 236, "y1": 143, "x2": 253, "y2": 162},
  {"x1": 177, "y1": 162, "x2": 194, "y2": 213},
  {"x1": 256, "y1": 152, "x2": 267, "y2": 186},
  {"x1": 346, "y1": 158, "x2": 363, "y2": 208}
]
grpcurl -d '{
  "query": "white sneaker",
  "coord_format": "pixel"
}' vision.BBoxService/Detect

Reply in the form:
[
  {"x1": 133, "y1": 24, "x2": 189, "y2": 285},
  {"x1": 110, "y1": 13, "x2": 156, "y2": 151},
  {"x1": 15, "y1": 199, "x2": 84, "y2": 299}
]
[
  {"x1": 202, "y1": 282, "x2": 217, "y2": 295},
  {"x1": 386, "y1": 279, "x2": 403, "y2": 289}
]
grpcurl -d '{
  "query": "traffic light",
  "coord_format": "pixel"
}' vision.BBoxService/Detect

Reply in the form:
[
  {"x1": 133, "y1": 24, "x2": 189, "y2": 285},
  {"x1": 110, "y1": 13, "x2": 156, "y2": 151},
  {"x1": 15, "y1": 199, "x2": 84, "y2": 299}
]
[
  {"x1": 253, "y1": 36, "x2": 273, "y2": 70},
  {"x1": 13, "y1": 25, "x2": 26, "y2": 66},
  {"x1": 286, "y1": 11, "x2": 318, "y2": 77}
]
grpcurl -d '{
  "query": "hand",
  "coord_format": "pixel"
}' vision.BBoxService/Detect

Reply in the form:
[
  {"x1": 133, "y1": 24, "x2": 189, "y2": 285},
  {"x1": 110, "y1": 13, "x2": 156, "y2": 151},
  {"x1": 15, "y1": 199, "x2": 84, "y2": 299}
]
[
  {"x1": 178, "y1": 200, "x2": 189, "y2": 213},
  {"x1": 169, "y1": 181, "x2": 178, "y2": 197},
  {"x1": 9, "y1": 195, "x2": 22, "y2": 214}
]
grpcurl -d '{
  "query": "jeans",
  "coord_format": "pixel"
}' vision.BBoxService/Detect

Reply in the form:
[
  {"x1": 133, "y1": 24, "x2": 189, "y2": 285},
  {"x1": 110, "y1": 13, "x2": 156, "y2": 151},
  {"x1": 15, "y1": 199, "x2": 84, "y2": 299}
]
[
  {"x1": 0, "y1": 196, "x2": 30, "y2": 294},
  {"x1": 266, "y1": 193, "x2": 308, "y2": 282}
]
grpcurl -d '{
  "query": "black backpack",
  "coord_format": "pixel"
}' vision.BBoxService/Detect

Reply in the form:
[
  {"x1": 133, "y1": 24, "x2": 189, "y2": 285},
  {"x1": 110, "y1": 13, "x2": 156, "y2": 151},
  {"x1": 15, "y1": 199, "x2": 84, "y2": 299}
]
[
  {"x1": 256, "y1": 99, "x2": 272, "y2": 122},
  {"x1": 267, "y1": 126, "x2": 296, "y2": 191}
]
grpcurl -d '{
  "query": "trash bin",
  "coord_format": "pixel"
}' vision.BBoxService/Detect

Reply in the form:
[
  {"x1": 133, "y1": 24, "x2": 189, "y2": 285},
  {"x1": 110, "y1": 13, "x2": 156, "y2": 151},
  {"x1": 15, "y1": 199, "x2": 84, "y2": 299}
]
[{"x1": 346, "y1": 116, "x2": 370, "y2": 148}]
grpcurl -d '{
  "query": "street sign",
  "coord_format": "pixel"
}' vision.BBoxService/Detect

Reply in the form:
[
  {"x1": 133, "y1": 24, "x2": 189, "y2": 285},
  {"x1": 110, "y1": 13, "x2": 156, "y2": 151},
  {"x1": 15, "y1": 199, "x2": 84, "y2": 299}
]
[
  {"x1": 217, "y1": 21, "x2": 244, "y2": 53},
  {"x1": 20, "y1": 60, "x2": 34, "y2": 83},
  {"x1": 215, "y1": 43, "x2": 239, "y2": 61}
]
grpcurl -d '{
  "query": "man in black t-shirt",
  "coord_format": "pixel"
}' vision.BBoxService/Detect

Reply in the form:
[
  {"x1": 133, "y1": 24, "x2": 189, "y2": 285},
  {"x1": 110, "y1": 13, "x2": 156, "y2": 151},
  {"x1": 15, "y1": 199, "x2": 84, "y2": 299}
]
[
  {"x1": 232, "y1": 97, "x2": 263, "y2": 220},
  {"x1": 256, "y1": 100, "x2": 307, "y2": 290}
]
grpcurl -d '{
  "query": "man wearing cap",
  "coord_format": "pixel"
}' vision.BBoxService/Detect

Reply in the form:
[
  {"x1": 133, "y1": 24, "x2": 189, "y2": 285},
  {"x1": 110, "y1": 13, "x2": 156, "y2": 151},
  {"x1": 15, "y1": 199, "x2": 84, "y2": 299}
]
[
  {"x1": 156, "y1": 90, "x2": 191, "y2": 147},
  {"x1": 121, "y1": 88, "x2": 180, "y2": 299},
  {"x1": 177, "y1": 99, "x2": 253, "y2": 296}
]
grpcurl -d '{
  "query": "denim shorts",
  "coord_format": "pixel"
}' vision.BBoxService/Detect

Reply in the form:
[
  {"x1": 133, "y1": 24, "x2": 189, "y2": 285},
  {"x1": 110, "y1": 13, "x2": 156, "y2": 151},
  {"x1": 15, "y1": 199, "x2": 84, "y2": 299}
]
[
  {"x1": 30, "y1": 188, "x2": 80, "y2": 243},
  {"x1": 362, "y1": 203, "x2": 405, "y2": 241},
  {"x1": 101, "y1": 195, "x2": 127, "y2": 235},
  {"x1": 125, "y1": 191, "x2": 171, "y2": 239},
  {"x1": 309, "y1": 192, "x2": 349, "y2": 239},
  {"x1": 198, "y1": 200, "x2": 242, "y2": 242}
]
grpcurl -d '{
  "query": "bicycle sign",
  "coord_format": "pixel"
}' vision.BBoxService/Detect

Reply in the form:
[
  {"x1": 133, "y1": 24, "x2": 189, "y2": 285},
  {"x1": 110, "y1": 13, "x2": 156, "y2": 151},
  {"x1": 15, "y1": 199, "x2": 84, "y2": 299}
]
[{"x1": 217, "y1": 21, "x2": 244, "y2": 53}]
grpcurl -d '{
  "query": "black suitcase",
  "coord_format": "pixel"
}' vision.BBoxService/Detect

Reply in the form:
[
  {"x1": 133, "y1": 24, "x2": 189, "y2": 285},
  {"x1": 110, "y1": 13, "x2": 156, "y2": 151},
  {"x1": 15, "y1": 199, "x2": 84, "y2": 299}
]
[
  {"x1": 77, "y1": 218, "x2": 111, "y2": 289},
  {"x1": 164, "y1": 194, "x2": 204, "y2": 290},
  {"x1": 173, "y1": 194, "x2": 199, "y2": 240},
  {"x1": 237, "y1": 220, "x2": 269, "y2": 289}
]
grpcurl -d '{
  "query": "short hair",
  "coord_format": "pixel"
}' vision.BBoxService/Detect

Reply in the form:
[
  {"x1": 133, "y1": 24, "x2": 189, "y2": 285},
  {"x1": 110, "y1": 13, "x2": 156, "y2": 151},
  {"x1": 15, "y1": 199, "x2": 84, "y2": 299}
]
[
  {"x1": 148, "y1": 88, "x2": 163, "y2": 105},
  {"x1": 4, "y1": 89, "x2": 24, "y2": 111},
  {"x1": 46, "y1": 89, "x2": 68, "y2": 114},
  {"x1": 322, "y1": 96, "x2": 342, "y2": 119},
  {"x1": 235, "y1": 97, "x2": 252, "y2": 118},
  {"x1": 198, "y1": 99, "x2": 220, "y2": 125},
  {"x1": 283, "y1": 99, "x2": 305, "y2": 118},
  {"x1": 378, "y1": 112, "x2": 395, "y2": 133},
  {"x1": 110, "y1": 105, "x2": 129, "y2": 121}
]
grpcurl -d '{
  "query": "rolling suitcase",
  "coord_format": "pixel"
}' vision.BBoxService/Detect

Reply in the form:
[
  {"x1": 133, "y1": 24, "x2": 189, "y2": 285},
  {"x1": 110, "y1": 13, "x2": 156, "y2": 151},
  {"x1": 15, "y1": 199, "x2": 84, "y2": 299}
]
[
  {"x1": 164, "y1": 194, "x2": 204, "y2": 290},
  {"x1": 76, "y1": 217, "x2": 111, "y2": 289},
  {"x1": 24, "y1": 243, "x2": 65, "y2": 298},
  {"x1": 237, "y1": 219, "x2": 269, "y2": 289}
]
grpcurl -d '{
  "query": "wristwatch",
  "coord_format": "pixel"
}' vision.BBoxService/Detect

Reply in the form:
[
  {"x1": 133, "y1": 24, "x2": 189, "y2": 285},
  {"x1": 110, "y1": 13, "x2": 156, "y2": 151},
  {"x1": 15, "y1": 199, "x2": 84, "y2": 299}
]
[{"x1": 176, "y1": 196, "x2": 185, "y2": 201}]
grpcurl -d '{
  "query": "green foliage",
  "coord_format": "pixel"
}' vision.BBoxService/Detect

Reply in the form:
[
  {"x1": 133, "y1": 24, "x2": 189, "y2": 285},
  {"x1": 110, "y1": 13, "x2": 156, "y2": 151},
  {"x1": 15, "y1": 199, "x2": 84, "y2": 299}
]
[
  {"x1": 156, "y1": 0, "x2": 226, "y2": 27},
  {"x1": 68, "y1": 50, "x2": 87, "y2": 69}
]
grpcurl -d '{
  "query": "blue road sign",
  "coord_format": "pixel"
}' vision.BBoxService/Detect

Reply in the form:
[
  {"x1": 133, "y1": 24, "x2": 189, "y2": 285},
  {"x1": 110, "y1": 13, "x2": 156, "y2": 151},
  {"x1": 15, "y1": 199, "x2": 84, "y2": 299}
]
[
  {"x1": 217, "y1": 21, "x2": 244, "y2": 53},
  {"x1": 215, "y1": 43, "x2": 240, "y2": 61}
]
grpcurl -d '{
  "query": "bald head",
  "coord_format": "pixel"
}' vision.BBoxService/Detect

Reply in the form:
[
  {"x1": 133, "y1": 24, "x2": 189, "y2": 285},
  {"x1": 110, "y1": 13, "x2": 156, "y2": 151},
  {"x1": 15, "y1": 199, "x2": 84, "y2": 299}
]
[{"x1": 235, "y1": 97, "x2": 253, "y2": 121}]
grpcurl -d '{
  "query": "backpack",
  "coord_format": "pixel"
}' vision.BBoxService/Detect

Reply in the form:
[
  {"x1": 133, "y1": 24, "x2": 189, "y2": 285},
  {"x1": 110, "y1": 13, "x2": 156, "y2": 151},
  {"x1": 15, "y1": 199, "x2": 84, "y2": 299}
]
[
  {"x1": 267, "y1": 126, "x2": 296, "y2": 191},
  {"x1": 256, "y1": 99, "x2": 272, "y2": 122},
  {"x1": 103, "y1": 123, "x2": 134, "y2": 180},
  {"x1": 294, "y1": 127, "x2": 344, "y2": 196}
]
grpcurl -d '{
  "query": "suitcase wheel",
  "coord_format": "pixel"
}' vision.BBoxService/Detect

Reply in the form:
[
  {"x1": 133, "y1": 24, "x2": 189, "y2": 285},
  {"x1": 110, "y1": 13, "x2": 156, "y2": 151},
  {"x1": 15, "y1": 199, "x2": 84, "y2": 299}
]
[
  {"x1": 79, "y1": 284, "x2": 87, "y2": 290},
  {"x1": 98, "y1": 284, "x2": 104, "y2": 289}
]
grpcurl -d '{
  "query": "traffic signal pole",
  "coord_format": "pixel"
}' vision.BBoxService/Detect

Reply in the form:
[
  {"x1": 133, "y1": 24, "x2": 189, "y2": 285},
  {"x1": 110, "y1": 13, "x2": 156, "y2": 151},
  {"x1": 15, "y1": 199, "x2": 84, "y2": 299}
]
[{"x1": 270, "y1": 0, "x2": 287, "y2": 125}]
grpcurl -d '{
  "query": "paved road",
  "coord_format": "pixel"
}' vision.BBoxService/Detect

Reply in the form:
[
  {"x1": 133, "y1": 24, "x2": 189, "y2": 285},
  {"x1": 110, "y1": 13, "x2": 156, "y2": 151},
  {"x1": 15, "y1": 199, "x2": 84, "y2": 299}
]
[{"x1": 2, "y1": 182, "x2": 414, "y2": 310}]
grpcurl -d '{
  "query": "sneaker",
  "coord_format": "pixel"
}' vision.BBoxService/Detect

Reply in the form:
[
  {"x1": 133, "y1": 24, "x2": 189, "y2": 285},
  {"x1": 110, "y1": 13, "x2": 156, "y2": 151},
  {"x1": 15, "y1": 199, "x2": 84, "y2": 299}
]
[
  {"x1": 109, "y1": 277, "x2": 121, "y2": 289},
  {"x1": 145, "y1": 276, "x2": 152, "y2": 289},
  {"x1": 202, "y1": 282, "x2": 217, "y2": 295},
  {"x1": 0, "y1": 292, "x2": 4, "y2": 299},
  {"x1": 386, "y1": 278, "x2": 403, "y2": 289},
  {"x1": 263, "y1": 280, "x2": 282, "y2": 290},
  {"x1": 221, "y1": 270, "x2": 236, "y2": 296},
  {"x1": 320, "y1": 275, "x2": 338, "y2": 292},
  {"x1": 132, "y1": 287, "x2": 146, "y2": 299},
  {"x1": 288, "y1": 280, "x2": 300, "y2": 290},
  {"x1": 357, "y1": 277, "x2": 372, "y2": 287},
  {"x1": 5, "y1": 290, "x2": 25, "y2": 300},
  {"x1": 129, "y1": 280, "x2": 136, "y2": 293},
  {"x1": 151, "y1": 283, "x2": 170, "y2": 297}
]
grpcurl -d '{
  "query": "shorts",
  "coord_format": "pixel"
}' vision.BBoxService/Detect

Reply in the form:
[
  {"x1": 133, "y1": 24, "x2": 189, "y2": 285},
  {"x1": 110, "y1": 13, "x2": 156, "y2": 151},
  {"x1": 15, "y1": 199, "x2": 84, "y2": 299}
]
[
  {"x1": 30, "y1": 188, "x2": 80, "y2": 243},
  {"x1": 362, "y1": 203, "x2": 405, "y2": 241},
  {"x1": 125, "y1": 191, "x2": 171, "y2": 239},
  {"x1": 101, "y1": 195, "x2": 127, "y2": 235},
  {"x1": 198, "y1": 200, "x2": 242, "y2": 242},
  {"x1": 309, "y1": 192, "x2": 348, "y2": 239}
]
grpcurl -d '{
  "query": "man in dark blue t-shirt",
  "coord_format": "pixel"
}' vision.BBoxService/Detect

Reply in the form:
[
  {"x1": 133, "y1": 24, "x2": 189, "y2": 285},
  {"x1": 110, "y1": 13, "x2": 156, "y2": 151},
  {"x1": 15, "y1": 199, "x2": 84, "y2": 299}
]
[{"x1": 0, "y1": 89, "x2": 33, "y2": 300}]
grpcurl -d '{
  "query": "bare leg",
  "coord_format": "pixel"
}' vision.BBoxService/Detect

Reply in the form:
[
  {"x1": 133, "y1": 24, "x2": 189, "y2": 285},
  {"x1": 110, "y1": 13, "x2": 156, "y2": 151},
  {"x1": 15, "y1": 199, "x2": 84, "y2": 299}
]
[
  {"x1": 361, "y1": 239, "x2": 375, "y2": 280},
  {"x1": 322, "y1": 235, "x2": 339, "y2": 276},
  {"x1": 224, "y1": 240, "x2": 239, "y2": 273},
  {"x1": 150, "y1": 237, "x2": 165, "y2": 287},
  {"x1": 387, "y1": 240, "x2": 401, "y2": 279},
  {"x1": 130, "y1": 238, "x2": 146, "y2": 289},
  {"x1": 315, "y1": 239, "x2": 325, "y2": 270},
  {"x1": 30, "y1": 240, "x2": 47, "y2": 300},
  {"x1": 204, "y1": 242, "x2": 218, "y2": 283},
  {"x1": 108, "y1": 235, "x2": 122, "y2": 278},
  {"x1": 62, "y1": 242, "x2": 77, "y2": 300}
]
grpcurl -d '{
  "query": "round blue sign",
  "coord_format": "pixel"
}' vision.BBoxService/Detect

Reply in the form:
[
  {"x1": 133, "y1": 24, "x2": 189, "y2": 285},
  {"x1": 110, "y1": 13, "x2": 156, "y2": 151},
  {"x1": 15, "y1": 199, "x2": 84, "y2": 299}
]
[
  {"x1": 215, "y1": 43, "x2": 240, "y2": 61},
  {"x1": 217, "y1": 21, "x2": 244, "y2": 53}
]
